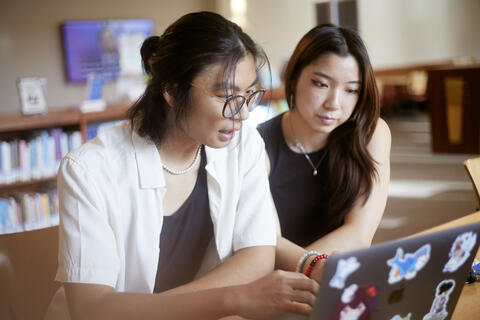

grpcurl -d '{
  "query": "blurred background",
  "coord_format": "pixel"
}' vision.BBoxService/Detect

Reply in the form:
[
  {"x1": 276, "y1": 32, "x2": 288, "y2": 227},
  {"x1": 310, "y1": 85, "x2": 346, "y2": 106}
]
[
  {"x1": 0, "y1": 0, "x2": 478, "y2": 112},
  {"x1": 0, "y1": 1, "x2": 479, "y2": 319}
]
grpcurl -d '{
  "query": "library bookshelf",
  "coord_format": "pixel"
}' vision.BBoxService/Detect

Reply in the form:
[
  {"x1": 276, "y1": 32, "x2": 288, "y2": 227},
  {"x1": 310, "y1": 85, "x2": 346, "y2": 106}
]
[{"x1": 0, "y1": 104, "x2": 131, "y2": 234}]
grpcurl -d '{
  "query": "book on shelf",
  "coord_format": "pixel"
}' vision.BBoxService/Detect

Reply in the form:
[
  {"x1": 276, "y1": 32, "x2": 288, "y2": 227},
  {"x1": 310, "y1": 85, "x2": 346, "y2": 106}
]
[
  {"x1": 0, "y1": 128, "x2": 82, "y2": 185},
  {"x1": 0, "y1": 189, "x2": 59, "y2": 234},
  {"x1": 86, "y1": 120, "x2": 124, "y2": 141}
]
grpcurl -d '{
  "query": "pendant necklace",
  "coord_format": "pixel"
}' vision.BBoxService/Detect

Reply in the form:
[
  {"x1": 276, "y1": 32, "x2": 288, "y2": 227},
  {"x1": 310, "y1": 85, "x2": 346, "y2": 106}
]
[
  {"x1": 288, "y1": 113, "x2": 326, "y2": 176},
  {"x1": 162, "y1": 145, "x2": 203, "y2": 175}
]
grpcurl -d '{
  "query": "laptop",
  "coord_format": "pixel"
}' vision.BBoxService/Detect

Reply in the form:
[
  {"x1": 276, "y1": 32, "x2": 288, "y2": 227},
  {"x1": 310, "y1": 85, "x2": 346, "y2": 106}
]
[{"x1": 281, "y1": 221, "x2": 480, "y2": 320}]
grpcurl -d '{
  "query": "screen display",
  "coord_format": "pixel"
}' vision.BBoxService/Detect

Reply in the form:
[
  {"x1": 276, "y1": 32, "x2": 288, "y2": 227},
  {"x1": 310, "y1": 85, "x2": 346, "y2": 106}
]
[{"x1": 61, "y1": 19, "x2": 154, "y2": 83}]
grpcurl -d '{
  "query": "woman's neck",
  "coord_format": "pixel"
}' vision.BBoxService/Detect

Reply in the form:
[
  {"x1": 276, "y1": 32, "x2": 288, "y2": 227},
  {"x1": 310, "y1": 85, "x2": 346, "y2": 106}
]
[
  {"x1": 282, "y1": 110, "x2": 328, "y2": 153},
  {"x1": 158, "y1": 127, "x2": 202, "y2": 169}
]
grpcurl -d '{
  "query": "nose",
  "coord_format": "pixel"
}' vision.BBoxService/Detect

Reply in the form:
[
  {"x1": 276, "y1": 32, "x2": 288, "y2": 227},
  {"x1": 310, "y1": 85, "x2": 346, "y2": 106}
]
[
  {"x1": 233, "y1": 100, "x2": 250, "y2": 121},
  {"x1": 324, "y1": 88, "x2": 341, "y2": 110}
]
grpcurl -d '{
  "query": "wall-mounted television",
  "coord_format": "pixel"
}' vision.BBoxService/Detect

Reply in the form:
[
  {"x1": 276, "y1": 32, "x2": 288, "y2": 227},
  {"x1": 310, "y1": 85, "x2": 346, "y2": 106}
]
[{"x1": 61, "y1": 19, "x2": 154, "y2": 83}]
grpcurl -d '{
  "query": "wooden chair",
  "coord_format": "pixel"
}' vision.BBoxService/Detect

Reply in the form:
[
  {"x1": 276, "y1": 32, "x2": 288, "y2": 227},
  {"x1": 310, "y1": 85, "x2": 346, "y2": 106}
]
[
  {"x1": 464, "y1": 157, "x2": 480, "y2": 209},
  {"x1": 0, "y1": 226, "x2": 60, "y2": 320}
]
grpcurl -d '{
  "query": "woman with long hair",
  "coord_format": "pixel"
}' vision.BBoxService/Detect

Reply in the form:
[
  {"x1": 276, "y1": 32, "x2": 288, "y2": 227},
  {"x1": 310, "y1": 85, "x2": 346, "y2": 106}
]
[
  {"x1": 46, "y1": 12, "x2": 318, "y2": 320},
  {"x1": 258, "y1": 24, "x2": 391, "y2": 273}
]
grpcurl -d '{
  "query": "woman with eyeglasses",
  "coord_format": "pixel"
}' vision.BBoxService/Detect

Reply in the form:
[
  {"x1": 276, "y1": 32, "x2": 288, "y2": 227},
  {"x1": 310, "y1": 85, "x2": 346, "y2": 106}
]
[
  {"x1": 46, "y1": 12, "x2": 318, "y2": 320},
  {"x1": 258, "y1": 24, "x2": 391, "y2": 275}
]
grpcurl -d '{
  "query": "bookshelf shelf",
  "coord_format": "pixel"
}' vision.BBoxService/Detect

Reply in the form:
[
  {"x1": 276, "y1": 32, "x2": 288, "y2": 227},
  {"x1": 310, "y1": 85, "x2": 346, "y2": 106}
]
[
  {"x1": 0, "y1": 177, "x2": 57, "y2": 199},
  {"x1": 0, "y1": 108, "x2": 81, "y2": 133},
  {"x1": 0, "y1": 177, "x2": 56, "y2": 191},
  {"x1": 0, "y1": 104, "x2": 131, "y2": 234}
]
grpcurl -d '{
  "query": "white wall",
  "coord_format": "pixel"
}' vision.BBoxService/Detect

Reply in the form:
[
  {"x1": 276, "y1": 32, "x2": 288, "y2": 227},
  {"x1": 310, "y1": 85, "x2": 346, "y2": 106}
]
[
  {"x1": 358, "y1": 0, "x2": 480, "y2": 68},
  {"x1": 222, "y1": 0, "x2": 480, "y2": 80},
  {"x1": 241, "y1": 0, "x2": 320, "y2": 74}
]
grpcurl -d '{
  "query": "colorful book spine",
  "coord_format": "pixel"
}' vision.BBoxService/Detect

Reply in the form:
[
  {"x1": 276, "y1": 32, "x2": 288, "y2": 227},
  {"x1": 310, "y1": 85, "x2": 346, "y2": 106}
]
[
  {"x1": 0, "y1": 128, "x2": 81, "y2": 185},
  {"x1": 1, "y1": 141, "x2": 12, "y2": 184},
  {"x1": 0, "y1": 188, "x2": 60, "y2": 234}
]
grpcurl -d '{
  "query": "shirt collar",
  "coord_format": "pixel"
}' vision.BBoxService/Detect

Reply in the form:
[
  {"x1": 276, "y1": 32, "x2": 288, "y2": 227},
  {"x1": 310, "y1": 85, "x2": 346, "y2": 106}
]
[
  {"x1": 204, "y1": 143, "x2": 233, "y2": 184},
  {"x1": 131, "y1": 130, "x2": 166, "y2": 189}
]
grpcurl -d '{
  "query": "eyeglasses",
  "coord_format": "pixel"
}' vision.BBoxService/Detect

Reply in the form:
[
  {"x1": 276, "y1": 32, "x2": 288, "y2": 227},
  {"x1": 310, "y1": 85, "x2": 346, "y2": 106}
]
[{"x1": 190, "y1": 83, "x2": 266, "y2": 119}]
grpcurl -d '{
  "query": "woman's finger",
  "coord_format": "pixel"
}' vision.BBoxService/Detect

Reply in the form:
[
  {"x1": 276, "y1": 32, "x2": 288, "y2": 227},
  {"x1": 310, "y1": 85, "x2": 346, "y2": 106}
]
[
  {"x1": 286, "y1": 300, "x2": 314, "y2": 316},
  {"x1": 287, "y1": 277, "x2": 319, "y2": 294},
  {"x1": 290, "y1": 289, "x2": 316, "y2": 307}
]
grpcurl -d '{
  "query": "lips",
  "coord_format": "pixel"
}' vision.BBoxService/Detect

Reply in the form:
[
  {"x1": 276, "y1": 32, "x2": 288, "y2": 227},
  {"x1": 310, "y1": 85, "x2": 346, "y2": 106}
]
[
  {"x1": 218, "y1": 123, "x2": 241, "y2": 142},
  {"x1": 218, "y1": 129, "x2": 235, "y2": 141},
  {"x1": 316, "y1": 115, "x2": 336, "y2": 125}
]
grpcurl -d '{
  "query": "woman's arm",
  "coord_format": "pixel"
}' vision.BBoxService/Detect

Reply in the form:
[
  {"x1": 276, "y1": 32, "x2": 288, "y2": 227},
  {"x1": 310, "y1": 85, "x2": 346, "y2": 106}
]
[
  {"x1": 275, "y1": 236, "x2": 327, "y2": 283},
  {"x1": 166, "y1": 245, "x2": 275, "y2": 294},
  {"x1": 306, "y1": 118, "x2": 391, "y2": 254},
  {"x1": 64, "y1": 270, "x2": 319, "y2": 320},
  {"x1": 266, "y1": 148, "x2": 327, "y2": 283}
]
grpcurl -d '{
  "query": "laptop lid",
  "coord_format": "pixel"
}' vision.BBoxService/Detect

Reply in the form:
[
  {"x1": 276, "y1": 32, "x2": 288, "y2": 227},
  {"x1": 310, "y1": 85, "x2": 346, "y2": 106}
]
[{"x1": 308, "y1": 221, "x2": 480, "y2": 320}]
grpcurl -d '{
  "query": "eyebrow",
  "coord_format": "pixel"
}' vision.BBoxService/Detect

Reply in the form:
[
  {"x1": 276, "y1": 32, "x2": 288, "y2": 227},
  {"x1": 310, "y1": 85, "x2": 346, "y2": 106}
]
[
  {"x1": 313, "y1": 71, "x2": 361, "y2": 85},
  {"x1": 213, "y1": 77, "x2": 259, "y2": 92}
]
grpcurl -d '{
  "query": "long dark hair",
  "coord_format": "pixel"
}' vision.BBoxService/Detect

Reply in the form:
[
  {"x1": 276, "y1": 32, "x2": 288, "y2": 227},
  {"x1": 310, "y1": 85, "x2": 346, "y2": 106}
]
[
  {"x1": 284, "y1": 24, "x2": 380, "y2": 229},
  {"x1": 128, "y1": 11, "x2": 268, "y2": 145}
]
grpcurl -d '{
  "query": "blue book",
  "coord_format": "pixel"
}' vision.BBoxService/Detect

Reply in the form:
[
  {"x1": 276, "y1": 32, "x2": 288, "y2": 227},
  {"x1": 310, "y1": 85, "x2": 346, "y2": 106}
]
[
  {"x1": 0, "y1": 199, "x2": 11, "y2": 234},
  {"x1": 30, "y1": 138, "x2": 38, "y2": 178},
  {"x1": 87, "y1": 123, "x2": 100, "y2": 141},
  {"x1": 41, "y1": 131, "x2": 50, "y2": 177}
]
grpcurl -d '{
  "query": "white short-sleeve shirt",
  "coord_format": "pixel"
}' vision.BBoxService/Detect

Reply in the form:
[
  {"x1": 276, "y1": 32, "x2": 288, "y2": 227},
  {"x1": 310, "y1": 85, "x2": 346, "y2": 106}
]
[{"x1": 46, "y1": 121, "x2": 276, "y2": 318}]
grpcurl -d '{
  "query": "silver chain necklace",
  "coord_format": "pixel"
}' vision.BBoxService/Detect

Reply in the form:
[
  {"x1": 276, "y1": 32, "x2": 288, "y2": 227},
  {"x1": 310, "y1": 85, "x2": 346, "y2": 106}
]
[
  {"x1": 162, "y1": 145, "x2": 202, "y2": 175},
  {"x1": 288, "y1": 113, "x2": 325, "y2": 176}
]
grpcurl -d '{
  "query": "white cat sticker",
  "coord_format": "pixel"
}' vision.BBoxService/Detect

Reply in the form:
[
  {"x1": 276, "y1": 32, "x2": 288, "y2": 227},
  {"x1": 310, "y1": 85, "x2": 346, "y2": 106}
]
[{"x1": 329, "y1": 256, "x2": 361, "y2": 289}]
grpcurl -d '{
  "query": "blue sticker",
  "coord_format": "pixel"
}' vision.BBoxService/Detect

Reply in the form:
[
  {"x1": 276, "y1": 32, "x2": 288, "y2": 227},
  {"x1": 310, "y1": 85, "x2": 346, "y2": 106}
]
[
  {"x1": 472, "y1": 259, "x2": 480, "y2": 276},
  {"x1": 386, "y1": 244, "x2": 431, "y2": 284}
]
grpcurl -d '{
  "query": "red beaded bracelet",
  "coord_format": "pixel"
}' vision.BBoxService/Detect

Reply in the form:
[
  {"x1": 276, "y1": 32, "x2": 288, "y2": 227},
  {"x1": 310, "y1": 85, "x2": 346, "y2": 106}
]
[{"x1": 304, "y1": 254, "x2": 329, "y2": 278}]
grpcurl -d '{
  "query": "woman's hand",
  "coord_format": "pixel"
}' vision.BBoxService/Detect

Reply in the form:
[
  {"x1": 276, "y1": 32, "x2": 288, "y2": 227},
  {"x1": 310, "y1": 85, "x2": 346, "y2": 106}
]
[{"x1": 229, "y1": 270, "x2": 319, "y2": 320}]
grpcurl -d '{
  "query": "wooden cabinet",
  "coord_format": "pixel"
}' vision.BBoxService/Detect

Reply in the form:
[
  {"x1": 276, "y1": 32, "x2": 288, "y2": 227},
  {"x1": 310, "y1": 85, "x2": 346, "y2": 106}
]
[
  {"x1": 0, "y1": 104, "x2": 130, "y2": 234},
  {"x1": 427, "y1": 66, "x2": 480, "y2": 154}
]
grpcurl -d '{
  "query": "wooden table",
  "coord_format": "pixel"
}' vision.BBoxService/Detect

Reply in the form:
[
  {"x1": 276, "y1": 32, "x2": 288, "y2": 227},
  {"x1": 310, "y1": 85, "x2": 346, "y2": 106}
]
[{"x1": 414, "y1": 211, "x2": 480, "y2": 320}]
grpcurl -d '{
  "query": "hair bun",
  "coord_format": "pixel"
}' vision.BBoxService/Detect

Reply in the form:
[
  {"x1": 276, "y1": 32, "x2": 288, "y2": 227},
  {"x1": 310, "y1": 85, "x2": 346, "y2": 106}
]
[{"x1": 140, "y1": 35, "x2": 161, "y2": 74}]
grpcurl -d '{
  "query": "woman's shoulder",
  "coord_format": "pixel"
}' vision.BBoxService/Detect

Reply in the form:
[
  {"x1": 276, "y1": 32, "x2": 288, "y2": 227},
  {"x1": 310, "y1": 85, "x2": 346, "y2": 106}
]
[
  {"x1": 371, "y1": 118, "x2": 391, "y2": 143},
  {"x1": 368, "y1": 118, "x2": 391, "y2": 158},
  {"x1": 257, "y1": 113, "x2": 286, "y2": 149},
  {"x1": 63, "y1": 122, "x2": 132, "y2": 168},
  {"x1": 257, "y1": 113, "x2": 284, "y2": 135}
]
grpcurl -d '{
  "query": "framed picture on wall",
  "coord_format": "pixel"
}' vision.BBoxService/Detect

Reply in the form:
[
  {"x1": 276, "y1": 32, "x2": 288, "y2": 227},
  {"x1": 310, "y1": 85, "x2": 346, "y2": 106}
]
[{"x1": 17, "y1": 77, "x2": 48, "y2": 115}]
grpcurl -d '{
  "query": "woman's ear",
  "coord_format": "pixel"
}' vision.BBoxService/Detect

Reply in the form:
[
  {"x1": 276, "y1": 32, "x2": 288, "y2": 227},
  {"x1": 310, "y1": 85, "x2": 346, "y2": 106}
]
[{"x1": 163, "y1": 90, "x2": 175, "y2": 108}]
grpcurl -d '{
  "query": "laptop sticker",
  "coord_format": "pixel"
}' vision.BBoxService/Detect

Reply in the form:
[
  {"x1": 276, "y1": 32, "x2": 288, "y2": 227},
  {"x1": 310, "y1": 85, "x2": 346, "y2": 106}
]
[
  {"x1": 390, "y1": 313, "x2": 412, "y2": 320},
  {"x1": 422, "y1": 279, "x2": 455, "y2": 320},
  {"x1": 472, "y1": 258, "x2": 480, "y2": 280},
  {"x1": 329, "y1": 256, "x2": 361, "y2": 289},
  {"x1": 386, "y1": 244, "x2": 431, "y2": 284},
  {"x1": 442, "y1": 231, "x2": 477, "y2": 273},
  {"x1": 331, "y1": 283, "x2": 378, "y2": 320}
]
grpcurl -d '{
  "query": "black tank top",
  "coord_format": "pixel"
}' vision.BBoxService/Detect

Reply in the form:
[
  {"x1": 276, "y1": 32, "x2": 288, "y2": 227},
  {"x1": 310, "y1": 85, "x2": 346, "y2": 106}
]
[
  {"x1": 258, "y1": 113, "x2": 340, "y2": 247},
  {"x1": 154, "y1": 148, "x2": 213, "y2": 293}
]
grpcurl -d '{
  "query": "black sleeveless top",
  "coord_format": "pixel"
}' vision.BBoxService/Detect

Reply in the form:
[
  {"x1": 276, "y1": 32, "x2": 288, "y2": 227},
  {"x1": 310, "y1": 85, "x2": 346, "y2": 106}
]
[
  {"x1": 154, "y1": 148, "x2": 213, "y2": 293},
  {"x1": 258, "y1": 113, "x2": 341, "y2": 247}
]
